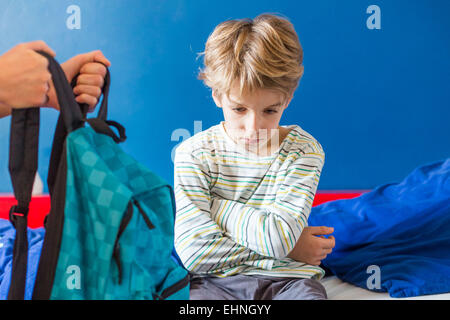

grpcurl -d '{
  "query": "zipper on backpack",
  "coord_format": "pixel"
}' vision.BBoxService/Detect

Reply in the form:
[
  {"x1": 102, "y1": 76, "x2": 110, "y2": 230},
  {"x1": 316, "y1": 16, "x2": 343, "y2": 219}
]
[
  {"x1": 112, "y1": 199, "x2": 155, "y2": 285},
  {"x1": 113, "y1": 201, "x2": 133, "y2": 284},
  {"x1": 153, "y1": 273, "x2": 190, "y2": 300},
  {"x1": 133, "y1": 199, "x2": 155, "y2": 230}
]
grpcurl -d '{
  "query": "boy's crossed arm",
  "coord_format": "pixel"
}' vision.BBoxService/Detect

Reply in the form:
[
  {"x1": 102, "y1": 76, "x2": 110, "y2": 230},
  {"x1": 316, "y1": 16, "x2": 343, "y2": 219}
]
[{"x1": 209, "y1": 147, "x2": 335, "y2": 263}]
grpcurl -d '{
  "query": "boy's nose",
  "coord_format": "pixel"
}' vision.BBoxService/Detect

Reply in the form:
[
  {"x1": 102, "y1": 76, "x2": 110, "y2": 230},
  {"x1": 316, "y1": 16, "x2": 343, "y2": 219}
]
[{"x1": 244, "y1": 115, "x2": 261, "y2": 137}]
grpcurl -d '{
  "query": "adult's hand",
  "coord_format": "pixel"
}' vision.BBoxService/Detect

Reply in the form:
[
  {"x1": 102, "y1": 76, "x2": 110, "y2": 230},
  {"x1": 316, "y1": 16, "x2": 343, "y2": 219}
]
[
  {"x1": 0, "y1": 42, "x2": 111, "y2": 119},
  {"x1": 48, "y1": 50, "x2": 111, "y2": 112},
  {"x1": 0, "y1": 40, "x2": 56, "y2": 109}
]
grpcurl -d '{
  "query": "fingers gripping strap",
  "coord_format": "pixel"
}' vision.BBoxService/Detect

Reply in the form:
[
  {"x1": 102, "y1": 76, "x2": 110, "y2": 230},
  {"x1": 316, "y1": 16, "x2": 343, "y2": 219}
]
[{"x1": 70, "y1": 64, "x2": 111, "y2": 121}]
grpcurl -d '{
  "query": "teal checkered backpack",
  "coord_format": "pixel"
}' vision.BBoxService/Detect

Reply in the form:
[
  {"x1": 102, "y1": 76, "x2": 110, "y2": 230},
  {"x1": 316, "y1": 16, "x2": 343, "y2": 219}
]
[{"x1": 7, "y1": 51, "x2": 189, "y2": 300}]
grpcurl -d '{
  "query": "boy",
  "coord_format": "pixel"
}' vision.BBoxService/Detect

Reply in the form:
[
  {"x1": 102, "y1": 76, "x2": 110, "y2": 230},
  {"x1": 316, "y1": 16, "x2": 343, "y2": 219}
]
[{"x1": 174, "y1": 14, "x2": 335, "y2": 300}]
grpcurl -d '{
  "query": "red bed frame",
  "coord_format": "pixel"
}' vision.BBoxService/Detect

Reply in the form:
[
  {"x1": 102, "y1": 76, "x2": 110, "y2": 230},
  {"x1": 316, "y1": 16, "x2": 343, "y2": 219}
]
[{"x1": 0, "y1": 191, "x2": 368, "y2": 229}]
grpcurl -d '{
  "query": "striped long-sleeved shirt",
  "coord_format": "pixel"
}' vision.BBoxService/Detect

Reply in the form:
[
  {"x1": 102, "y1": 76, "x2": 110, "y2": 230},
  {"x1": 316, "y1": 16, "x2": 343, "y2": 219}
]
[{"x1": 174, "y1": 122, "x2": 326, "y2": 279}]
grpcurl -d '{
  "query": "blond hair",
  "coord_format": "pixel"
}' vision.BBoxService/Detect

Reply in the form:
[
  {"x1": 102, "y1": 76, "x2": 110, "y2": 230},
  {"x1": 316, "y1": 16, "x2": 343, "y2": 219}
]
[{"x1": 198, "y1": 13, "x2": 304, "y2": 101}]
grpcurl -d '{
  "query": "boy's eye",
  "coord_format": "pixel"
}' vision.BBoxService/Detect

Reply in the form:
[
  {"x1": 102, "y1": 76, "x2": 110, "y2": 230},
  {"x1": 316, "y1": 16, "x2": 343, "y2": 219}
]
[
  {"x1": 264, "y1": 109, "x2": 278, "y2": 114},
  {"x1": 232, "y1": 107, "x2": 246, "y2": 113}
]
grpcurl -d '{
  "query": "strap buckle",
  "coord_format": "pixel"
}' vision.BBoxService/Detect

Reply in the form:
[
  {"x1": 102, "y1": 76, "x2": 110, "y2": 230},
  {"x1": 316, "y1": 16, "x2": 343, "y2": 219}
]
[{"x1": 9, "y1": 205, "x2": 29, "y2": 225}]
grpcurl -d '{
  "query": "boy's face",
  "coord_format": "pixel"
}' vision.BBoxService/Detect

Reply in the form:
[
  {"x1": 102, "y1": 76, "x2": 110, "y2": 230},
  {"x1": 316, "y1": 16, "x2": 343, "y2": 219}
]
[{"x1": 212, "y1": 84, "x2": 291, "y2": 154}]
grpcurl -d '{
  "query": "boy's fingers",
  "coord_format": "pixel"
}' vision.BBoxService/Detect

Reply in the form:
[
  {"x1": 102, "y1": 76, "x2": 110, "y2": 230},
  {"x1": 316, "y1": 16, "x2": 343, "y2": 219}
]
[
  {"x1": 24, "y1": 40, "x2": 56, "y2": 57},
  {"x1": 319, "y1": 235, "x2": 335, "y2": 249},
  {"x1": 310, "y1": 226, "x2": 334, "y2": 235},
  {"x1": 318, "y1": 254, "x2": 327, "y2": 260},
  {"x1": 327, "y1": 236, "x2": 336, "y2": 249},
  {"x1": 323, "y1": 248, "x2": 333, "y2": 254}
]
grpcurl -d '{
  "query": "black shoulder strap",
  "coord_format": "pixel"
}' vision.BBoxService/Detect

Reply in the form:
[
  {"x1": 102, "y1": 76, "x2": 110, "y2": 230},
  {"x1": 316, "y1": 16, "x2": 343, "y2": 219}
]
[{"x1": 7, "y1": 107, "x2": 40, "y2": 299}]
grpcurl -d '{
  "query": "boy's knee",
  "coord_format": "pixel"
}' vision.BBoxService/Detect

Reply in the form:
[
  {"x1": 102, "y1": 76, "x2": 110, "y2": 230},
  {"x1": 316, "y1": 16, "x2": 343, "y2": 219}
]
[{"x1": 275, "y1": 278, "x2": 328, "y2": 300}]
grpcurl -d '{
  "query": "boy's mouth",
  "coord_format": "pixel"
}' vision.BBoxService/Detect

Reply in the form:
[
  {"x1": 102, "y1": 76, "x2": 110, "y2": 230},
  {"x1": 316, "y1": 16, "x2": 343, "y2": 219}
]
[{"x1": 241, "y1": 138, "x2": 260, "y2": 144}]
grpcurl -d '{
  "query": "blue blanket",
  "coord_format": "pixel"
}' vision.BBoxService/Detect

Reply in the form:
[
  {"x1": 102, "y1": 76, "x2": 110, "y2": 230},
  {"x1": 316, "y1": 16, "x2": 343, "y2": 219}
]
[
  {"x1": 309, "y1": 158, "x2": 450, "y2": 298},
  {"x1": 1, "y1": 158, "x2": 449, "y2": 299},
  {"x1": 0, "y1": 220, "x2": 44, "y2": 300}
]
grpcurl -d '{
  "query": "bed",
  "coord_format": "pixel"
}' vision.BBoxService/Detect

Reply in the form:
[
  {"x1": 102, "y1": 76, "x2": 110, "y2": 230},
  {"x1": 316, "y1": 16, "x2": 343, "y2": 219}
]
[{"x1": 320, "y1": 276, "x2": 450, "y2": 300}]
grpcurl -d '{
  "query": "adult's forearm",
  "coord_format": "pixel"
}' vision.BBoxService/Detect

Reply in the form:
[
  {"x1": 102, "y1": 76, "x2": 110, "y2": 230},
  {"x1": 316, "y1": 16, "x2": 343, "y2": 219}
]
[
  {"x1": 0, "y1": 101, "x2": 12, "y2": 118},
  {"x1": 0, "y1": 77, "x2": 11, "y2": 118}
]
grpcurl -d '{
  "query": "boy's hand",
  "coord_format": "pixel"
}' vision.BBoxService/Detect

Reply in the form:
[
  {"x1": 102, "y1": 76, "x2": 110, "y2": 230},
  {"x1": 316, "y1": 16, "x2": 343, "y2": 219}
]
[
  {"x1": 287, "y1": 226, "x2": 335, "y2": 266},
  {"x1": 48, "y1": 50, "x2": 111, "y2": 112}
]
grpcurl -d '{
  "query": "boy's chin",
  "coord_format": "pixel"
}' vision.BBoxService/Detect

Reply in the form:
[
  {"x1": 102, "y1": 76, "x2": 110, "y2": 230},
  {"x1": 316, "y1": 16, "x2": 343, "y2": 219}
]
[{"x1": 238, "y1": 139, "x2": 270, "y2": 153}]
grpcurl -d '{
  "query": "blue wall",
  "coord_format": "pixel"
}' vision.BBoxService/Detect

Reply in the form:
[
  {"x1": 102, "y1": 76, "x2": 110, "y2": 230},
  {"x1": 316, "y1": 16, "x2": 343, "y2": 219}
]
[{"x1": 0, "y1": 0, "x2": 449, "y2": 192}]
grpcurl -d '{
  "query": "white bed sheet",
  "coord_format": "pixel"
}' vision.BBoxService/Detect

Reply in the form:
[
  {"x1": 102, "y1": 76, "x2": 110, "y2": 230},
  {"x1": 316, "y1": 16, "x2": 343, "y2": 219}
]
[{"x1": 320, "y1": 276, "x2": 450, "y2": 300}]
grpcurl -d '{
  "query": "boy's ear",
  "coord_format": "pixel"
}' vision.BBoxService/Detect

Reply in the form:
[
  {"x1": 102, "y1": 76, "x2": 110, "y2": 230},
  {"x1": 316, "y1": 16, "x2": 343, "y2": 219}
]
[{"x1": 212, "y1": 90, "x2": 222, "y2": 108}]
